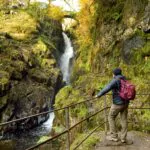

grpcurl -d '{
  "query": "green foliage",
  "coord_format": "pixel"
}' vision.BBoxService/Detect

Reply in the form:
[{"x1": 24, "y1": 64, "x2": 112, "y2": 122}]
[
  {"x1": 70, "y1": 133, "x2": 100, "y2": 150},
  {"x1": 0, "y1": 11, "x2": 37, "y2": 40},
  {"x1": 111, "y1": 12, "x2": 122, "y2": 21},
  {"x1": 0, "y1": 71, "x2": 10, "y2": 91},
  {"x1": 27, "y1": 2, "x2": 48, "y2": 20},
  {"x1": 141, "y1": 42, "x2": 150, "y2": 56},
  {"x1": 37, "y1": 136, "x2": 51, "y2": 144},
  {"x1": 71, "y1": 104, "x2": 88, "y2": 118},
  {"x1": 47, "y1": 5, "x2": 64, "y2": 21},
  {"x1": 55, "y1": 86, "x2": 73, "y2": 108},
  {"x1": 53, "y1": 125, "x2": 66, "y2": 134}
]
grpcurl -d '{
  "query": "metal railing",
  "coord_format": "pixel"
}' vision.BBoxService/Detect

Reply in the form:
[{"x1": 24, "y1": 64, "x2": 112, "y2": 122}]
[
  {"x1": 0, "y1": 94, "x2": 150, "y2": 150},
  {"x1": 25, "y1": 96, "x2": 110, "y2": 150}
]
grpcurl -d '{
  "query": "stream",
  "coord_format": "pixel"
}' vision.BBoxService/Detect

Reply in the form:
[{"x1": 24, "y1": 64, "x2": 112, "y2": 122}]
[{"x1": 15, "y1": 112, "x2": 54, "y2": 149}]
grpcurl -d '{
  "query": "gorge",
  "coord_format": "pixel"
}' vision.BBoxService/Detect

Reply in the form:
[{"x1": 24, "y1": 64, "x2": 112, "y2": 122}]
[{"x1": 0, "y1": 0, "x2": 150, "y2": 150}]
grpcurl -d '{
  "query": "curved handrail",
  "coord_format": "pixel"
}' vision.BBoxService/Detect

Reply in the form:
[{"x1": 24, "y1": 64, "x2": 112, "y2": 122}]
[
  {"x1": 0, "y1": 93, "x2": 149, "y2": 126},
  {"x1": 0, "y1": 93, "x2": 149, "y2": 150},
  {"x1": 26, "y1": 107, "x2": 110, "y2": 150}
]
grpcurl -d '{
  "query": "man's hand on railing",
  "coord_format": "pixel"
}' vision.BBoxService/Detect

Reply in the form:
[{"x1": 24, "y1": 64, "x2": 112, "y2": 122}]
[{"x1": 94, "y1": 95, "x2": 98, "y2": 98}]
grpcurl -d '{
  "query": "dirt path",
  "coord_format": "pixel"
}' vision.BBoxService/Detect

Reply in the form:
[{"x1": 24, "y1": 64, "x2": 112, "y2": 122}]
[{"x1": 95, "y1": 131, "x2": 150, "y2": 150}]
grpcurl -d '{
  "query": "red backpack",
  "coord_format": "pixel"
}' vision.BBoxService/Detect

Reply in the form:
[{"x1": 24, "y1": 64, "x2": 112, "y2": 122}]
[{"x1": 119, "y1": 79, "x2": 136, "y2": 101}]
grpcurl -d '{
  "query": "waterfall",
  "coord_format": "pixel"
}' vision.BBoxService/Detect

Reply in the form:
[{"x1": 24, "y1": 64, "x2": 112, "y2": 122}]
[
  {"x1": 42, "y1": 112, "x2": 54, "y2": 131},
  {"x1": 60, "y1": 32, "x2": 74, "y2": 84}
]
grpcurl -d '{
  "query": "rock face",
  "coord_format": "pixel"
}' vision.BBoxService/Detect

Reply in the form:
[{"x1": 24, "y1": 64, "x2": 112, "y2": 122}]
[
  {"x1": 74, "y1": 0, "x2": 150, "y2": 74},
  {"x1": 0, "y1": 10, "x2": 63, "y2": 133},
  {"x1": 54, "y1": 1, "x2": 150, "y2": 147}
]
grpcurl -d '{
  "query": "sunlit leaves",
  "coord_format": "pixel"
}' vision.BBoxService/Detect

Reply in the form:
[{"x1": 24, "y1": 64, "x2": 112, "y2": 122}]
[{"x1": 47, "y1": 5, "x2": 64, "y2": 21}]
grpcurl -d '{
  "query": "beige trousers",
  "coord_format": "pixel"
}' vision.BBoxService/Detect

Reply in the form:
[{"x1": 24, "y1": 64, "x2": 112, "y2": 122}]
[{"x1": 108, "y1": 104, "x2": 128, "y2": 140}]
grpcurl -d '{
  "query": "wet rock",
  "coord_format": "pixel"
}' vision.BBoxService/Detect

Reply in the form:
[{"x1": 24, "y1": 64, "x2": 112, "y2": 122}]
[
  {"x1": 122, "y1": 36, "x2": 145, "y2": 64},
  {"x1": 0, "y1": 95, "x2": 8, "y2": 112},
  {"x1": 0, "y1": 79, "x2": 56, "y2": 132}
]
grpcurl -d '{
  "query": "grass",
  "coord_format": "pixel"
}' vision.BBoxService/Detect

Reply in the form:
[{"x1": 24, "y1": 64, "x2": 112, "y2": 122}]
[{"x1": 70, "y1": 132, "x2": 100, "y2": 150}]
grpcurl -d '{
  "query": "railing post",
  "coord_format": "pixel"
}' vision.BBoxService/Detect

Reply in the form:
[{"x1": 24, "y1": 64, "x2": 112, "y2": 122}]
[
  {"x1": 104, "y1": 95, "x2": 108, "y2": 135},
  {"x1": 65, "y1": 107, "x2": 70, "y2": 150}
]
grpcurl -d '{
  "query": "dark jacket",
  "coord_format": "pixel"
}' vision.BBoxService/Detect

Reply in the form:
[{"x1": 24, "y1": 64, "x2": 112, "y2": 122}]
[{"x1": 97, "y1": 75, "x2": 129, "y2": 105}]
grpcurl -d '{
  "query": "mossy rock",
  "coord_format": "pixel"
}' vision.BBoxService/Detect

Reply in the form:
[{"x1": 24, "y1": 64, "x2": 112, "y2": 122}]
[
  {"x1": 0, "y1": 95, "x2": 8, "y2": 110},
  {"x1": 28, "y1": 68, "x2": 49, "y2": 83},
  {"x1": 41, "y1": 58, "x2": 56, "y2": 69},
  {"x1": 0, "y1": 58, "x2": 15, "y2": 77},
  {"x1": 55, "y1": 86, "x2": 79, "y2": 108},
  {"x1": 32, "y1": 39, "x2": 48, "y2": 56},
  {"x1": 7, "y1": 49, "x2": 21, "y2": 60},
  {"x1": 0, "y1": 71, "x2": 10, "y2": 94},
  {"x1": 10, "y1": 60, "x2": 26, "y2": 80}
]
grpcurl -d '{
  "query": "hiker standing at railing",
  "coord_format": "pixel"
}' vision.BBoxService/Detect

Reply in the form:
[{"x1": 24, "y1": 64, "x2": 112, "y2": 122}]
[{"x1": 95, "y1": 68, "x2": 136, "y2": 143}]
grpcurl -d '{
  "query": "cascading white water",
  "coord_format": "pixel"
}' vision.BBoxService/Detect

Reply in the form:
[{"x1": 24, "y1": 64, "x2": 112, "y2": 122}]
[
  {"x1": 42, "y1": 112, "x2": 54, "y2": 131},
  {"x1": 60, "y1": 32, "x2": 74, "y2": 84}
]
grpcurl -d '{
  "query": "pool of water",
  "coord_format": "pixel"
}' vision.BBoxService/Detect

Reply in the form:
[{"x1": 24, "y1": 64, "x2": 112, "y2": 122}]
[{"x1": 1, "y1": 112, "x2": 55, "y2": 150}]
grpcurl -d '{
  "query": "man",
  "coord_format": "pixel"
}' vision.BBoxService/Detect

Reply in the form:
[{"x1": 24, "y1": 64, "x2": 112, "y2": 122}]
[{"x1": 95, "y1": 68, "x2": 129, "y2": 143}]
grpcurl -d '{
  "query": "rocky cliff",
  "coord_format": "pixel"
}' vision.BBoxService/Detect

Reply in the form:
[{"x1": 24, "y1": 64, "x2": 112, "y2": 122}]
[{"x1": 0, "y1": 6, "x2": 63, "y2": 132}]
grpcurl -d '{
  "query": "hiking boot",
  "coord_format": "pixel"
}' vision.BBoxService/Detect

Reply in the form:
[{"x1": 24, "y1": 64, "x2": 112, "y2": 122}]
[
  {"x1": 121, "y1": 139, "x2": 126, "y2": 143},
  {"x1": 106, "y1": 136, "x2": 118, "y2": 142}
]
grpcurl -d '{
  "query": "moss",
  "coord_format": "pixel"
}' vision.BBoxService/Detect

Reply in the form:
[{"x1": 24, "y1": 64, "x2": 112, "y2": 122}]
[
  {"x1": 32, "y1": 39, "x2": 47, "y2": 55},
  {"x1": 12, "y1": 60, "x2": 26, "y2": 72},
  {"x1": 41, "y1": 59, "x2": 56, "y2": 69},
  {"x1": 0, "y1": 11, "x2": 37, "y2": 40},
  {"x1": 71, "y1": 104, "x2": 88, "y2": 118},
  {"x1": 0, "y1": 70, "x2": 10, "y2": 92},
  {"x1": 47, "y1": 5, "x2": 64, "y2": 21},
  {"x1": 0, "y1": 95, "x2": 8, "y2": 109},
  {"x1": 7, "y1": 49, "x2": 20, "y2": 60},
  {"x1": 52, "y1": 125, "x2": 65, "y2": 134},
  {"x1": 0, "y1": 70, "x2": 10, "y2": 79},
  {"x1": 70, "y1": 133, "x2": 100, "y2": 150},
  {"x1": 31, "y1": 38, "x2": 54, "y2": 67},
  {"x1": 37, "y1": 136, "x2": 51, "y2": 144},
  {"x1": 55, "y1": 86, "x2": 73, "y2": 108},
  {"x1": 0, "y1": 77, "x2": 9, "y2": 85},
  {"x1": 141, "y1": 42, "x2": 150, "y2": 56},
  {"x1": 123, "y1": 0, "x2": 148, "y2": 27},
  {"x1": 28, "y1": 68, "x2": 49, "y2": 83}
]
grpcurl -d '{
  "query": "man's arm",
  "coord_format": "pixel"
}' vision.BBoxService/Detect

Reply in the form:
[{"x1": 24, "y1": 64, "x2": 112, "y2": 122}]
[{"x1": 95, "y1": 79, "x2": 117, "y2": 98}]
